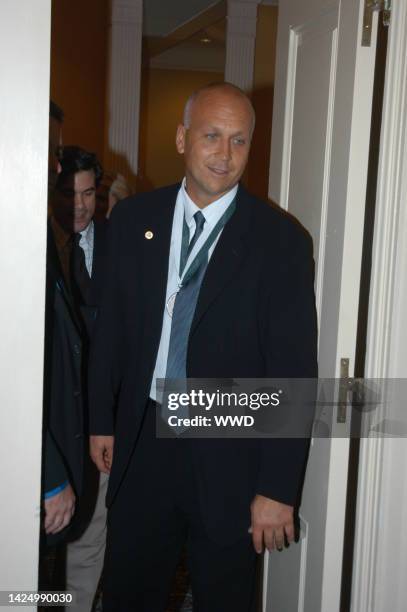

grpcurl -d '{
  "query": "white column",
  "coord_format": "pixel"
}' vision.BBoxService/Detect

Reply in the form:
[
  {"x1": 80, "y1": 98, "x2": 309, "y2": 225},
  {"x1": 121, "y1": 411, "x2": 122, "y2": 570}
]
[
  {"x1": 225, "y1": 0, "x2": 260, "y2": 92},
  {"x1": 106, "y1": 0, "x2": 143, "y2": 181}
]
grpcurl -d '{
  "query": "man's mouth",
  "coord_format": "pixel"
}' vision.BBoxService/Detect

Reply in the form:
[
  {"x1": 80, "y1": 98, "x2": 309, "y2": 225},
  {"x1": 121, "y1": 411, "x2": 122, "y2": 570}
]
[{"x1": 208, "y1": 166, "x2": 229, "y2": 176}]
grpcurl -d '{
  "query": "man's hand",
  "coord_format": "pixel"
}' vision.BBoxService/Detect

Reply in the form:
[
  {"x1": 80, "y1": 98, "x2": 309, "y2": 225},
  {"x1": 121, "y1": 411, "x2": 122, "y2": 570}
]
[
  {"x1": 249, "y1": 494, "x2": 294, "y2": 554},
  {"x1": 44, "y1": 484, "x2": 76, "y2": 535},
  {"x1": 90, "y1": 435, "x2": 114, "y2": 474}
]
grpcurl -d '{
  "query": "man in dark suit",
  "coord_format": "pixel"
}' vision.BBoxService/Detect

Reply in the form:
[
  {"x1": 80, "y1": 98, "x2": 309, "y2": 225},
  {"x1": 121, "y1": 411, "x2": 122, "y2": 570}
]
[
  {"x1": 47, "y1": 145, "x2": 109, "y2": 610},
  {"x1": 89, "y1": 83, "x2": 318, "y2": 611},
  {"x1": 42, "y1": 106, "x2": 80, "y2": 542}
]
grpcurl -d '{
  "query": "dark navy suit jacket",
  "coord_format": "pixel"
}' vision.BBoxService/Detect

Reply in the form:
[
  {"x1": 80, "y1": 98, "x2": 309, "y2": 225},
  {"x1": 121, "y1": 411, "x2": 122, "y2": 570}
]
[{"x1": 88, "y1": 184, "x2": 318, "y2": 544}]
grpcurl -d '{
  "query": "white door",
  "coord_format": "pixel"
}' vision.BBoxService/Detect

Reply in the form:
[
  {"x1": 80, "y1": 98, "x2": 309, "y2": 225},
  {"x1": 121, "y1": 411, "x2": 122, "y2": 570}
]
[
  {"x1": 0, "y1": 0, "x2": 51, "y2": 604},
  {"x1": 264, "y1": 0, "x2": 379, "y2": 610}
]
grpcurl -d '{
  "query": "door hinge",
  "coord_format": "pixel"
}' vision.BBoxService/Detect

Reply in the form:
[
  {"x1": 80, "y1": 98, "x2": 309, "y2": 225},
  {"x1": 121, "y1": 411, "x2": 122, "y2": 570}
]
[
  {"x1": 362, "y1": 0, "x2": 391, "y2": 47},
  {"x1": 337, "y1": 358, "x2": 365, "y2": 423}
]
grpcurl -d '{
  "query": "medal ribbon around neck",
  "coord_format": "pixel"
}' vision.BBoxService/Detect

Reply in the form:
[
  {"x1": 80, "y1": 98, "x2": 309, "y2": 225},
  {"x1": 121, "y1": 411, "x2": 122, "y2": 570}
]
[
  {"x1": 166, "y1": 197, "x2": 237, "y2": 317},
  {"x1": 178, "y1": 197, "x2": 237, "y2": 287}
]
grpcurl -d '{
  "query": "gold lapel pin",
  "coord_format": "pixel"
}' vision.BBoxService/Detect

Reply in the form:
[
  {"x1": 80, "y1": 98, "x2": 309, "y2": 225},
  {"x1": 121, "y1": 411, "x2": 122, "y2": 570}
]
[{"x1": 145, "y1": 230, "x2": 154, "y2": 240}]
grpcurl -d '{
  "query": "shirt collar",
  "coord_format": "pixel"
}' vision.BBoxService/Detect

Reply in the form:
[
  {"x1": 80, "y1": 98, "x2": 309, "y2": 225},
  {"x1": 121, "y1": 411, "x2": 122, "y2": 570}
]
[
  {"x1": 50, "y1": 216, "x2": 94, "y2": 246},
  {"x1": 180, "y1": 178, "x2": 238, "y2": 228},
  {"x1": 79, "y1": 219, "x2": 94, "y2": 242}
]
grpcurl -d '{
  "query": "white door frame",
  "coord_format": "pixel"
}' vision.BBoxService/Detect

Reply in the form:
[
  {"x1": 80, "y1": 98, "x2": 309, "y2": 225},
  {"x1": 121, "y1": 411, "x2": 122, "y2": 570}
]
[
  {"x1": 0, "y1": 0, "x2": 51, "y2": 601},
  {"x1": 352, "y1": 1, "x2": 407, "y2": 610}
]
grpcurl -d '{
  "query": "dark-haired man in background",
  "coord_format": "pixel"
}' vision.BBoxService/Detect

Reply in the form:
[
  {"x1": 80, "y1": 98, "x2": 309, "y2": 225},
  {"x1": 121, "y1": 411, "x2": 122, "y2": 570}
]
[
  {"x1": 50, "y1": 146, "x2": 106, "y2": 334},
  {"x1": 49, "y1": 146, "x2": 108, "y2": 611}
]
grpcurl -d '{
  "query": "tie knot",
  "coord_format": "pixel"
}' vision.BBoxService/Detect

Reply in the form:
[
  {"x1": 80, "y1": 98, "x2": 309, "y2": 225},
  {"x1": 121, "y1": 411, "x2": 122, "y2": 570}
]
[
  {"x1": 73, "y1": 233, "x2": 82, "y2": 247},
  {"x1": 193, "y1": 211, "x2": 205, "y2": 232}
]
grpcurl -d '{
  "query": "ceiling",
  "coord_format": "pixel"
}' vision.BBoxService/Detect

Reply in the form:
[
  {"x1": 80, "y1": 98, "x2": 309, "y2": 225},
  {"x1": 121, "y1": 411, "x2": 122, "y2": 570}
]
[
  {"x1": 143, "y1": 0, "x2": 278, "y2": 37},
  {"x1": 150, "y1": 20, "x2": 226, "y2": 73},
  {"x1": 143, "y1": 0, "x2": 221, "y2": 37},
  {"x1": 144, "y1": 0, "x2": 278, "y2": 72}
]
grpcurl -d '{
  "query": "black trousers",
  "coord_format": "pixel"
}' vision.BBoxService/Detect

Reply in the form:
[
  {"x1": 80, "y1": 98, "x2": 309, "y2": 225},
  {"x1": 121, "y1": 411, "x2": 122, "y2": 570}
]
[{"x1": 103, "y1": 400, "x2": 258, "y2": 612}]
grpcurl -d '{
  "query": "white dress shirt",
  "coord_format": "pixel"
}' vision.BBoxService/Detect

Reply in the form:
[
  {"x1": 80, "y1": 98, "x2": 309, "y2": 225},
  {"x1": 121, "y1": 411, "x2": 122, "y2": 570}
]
[
  {"x1": 150, "y1": 179, "x2": 238, "y2": 401},
  {"x1": 78, "y1": 220, "x2": 94, "y2": 277}
]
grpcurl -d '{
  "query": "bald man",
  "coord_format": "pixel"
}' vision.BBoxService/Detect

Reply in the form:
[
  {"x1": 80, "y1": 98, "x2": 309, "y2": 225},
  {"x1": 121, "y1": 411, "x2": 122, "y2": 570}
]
[{"x1": 88, "y1": 83, "x2": 318, "y2": 611}]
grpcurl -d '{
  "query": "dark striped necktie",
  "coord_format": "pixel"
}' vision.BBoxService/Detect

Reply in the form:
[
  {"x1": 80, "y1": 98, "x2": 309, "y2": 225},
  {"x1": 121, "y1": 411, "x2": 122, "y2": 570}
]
[
  {"x1": 70, "y1": 233, "x2": 91, "y2": 305},
  {"x1": 166, "y1": 210, "x2": 206, "y2": 381}
]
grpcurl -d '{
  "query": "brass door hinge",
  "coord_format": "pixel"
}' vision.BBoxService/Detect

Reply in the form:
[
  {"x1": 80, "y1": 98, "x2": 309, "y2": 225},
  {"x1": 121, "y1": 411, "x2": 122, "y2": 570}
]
[
  {"x1": 337, "y1": 358, "x2": 365, "y2": 423},
  {"x1": 362, "y1": 0, "x2": 391, "y2": 47}
]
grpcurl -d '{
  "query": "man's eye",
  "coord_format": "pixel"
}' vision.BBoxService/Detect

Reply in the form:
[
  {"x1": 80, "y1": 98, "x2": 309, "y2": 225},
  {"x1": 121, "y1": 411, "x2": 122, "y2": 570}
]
[
  {"x1": 205, "y1": 133, "x2": 218, "y2": 140},
  {"x1": 84, "y1": 190, "x2": 95, "y2": 197},
  {"x1": 233, "y1": 137, "x2": 246, "y2": 145}
]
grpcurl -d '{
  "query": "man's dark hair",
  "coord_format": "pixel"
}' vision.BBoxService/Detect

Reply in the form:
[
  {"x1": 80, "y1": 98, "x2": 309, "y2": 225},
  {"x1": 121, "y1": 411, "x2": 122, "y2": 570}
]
[
  {"x1": 49, "y1": 100, "x2": 64, "y2": 123},
  {"x1": 57, "y1": 146, "x2": 103, "y2": 188}
]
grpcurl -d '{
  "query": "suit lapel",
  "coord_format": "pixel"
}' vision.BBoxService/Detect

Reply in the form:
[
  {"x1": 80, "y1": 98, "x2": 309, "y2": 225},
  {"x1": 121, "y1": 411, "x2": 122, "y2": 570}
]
[
  {"x1": 141, "y1": 187, "x2": 179, "y2": 356},
  {"x1": 91, "y1": 220, "x2": 108, "y2": 304},
  {"x1": 190, "y1": 185, "x2": 254, "y2": 336},
  {"x1": 134, "y1": 184, "x2": 253, "y2": 360}
]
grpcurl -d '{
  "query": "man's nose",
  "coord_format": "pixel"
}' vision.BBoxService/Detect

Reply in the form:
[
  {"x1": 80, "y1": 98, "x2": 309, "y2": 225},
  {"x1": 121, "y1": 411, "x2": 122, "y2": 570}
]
[
  {"x1": 74, "y1": 192, "x2": 85, "y2": 208},
  {"x1": 218, "y1": 138, "x2": 231, "y2": 160}
]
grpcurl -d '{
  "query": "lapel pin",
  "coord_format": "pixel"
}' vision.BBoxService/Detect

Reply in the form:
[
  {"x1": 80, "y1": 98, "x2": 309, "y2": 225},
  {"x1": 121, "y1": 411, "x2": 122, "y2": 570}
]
[{"x1": 145, "y1": 230, "x2": 154, "y2": 240}]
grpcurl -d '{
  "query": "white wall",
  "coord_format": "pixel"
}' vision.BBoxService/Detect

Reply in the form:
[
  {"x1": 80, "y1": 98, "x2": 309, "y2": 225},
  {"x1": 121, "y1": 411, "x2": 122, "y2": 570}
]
[{"x1": 0, "y1": 0, "x2": 51, "y2": 604}]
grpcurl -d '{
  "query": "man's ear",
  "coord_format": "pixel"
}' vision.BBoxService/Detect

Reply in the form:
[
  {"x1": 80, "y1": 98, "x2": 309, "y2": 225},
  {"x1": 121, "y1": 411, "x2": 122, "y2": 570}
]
[{"x1": 175, "y1": 124, "x2": 186, "y2": 154}]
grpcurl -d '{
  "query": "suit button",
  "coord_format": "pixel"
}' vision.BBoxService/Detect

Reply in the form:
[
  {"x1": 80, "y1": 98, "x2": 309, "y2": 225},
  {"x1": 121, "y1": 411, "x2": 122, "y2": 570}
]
[
  {"x1": 73, "y1": 390, "x2": 81, "y2": 398},
  {"x1": 73, "y1": 344, "x2": 81, "y2": 355},
  {"x1": 75, "y1": 433, "x2": 83, "y2": 439}
]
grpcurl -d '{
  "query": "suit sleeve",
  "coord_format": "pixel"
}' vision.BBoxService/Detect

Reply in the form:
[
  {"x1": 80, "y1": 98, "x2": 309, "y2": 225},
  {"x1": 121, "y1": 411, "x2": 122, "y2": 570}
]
[
  {"x1": 43, "y1": 430, "x2": 69, "y2": 494},
  {"x1": 256, "y1": 228, "x2": 318, "y2": 506},
  {"x1": 42, "y1": 251, "x2": 71, "y2": 496},
  {"x1": 88, "y1": 209, "x2": 123, "y2": 435}
]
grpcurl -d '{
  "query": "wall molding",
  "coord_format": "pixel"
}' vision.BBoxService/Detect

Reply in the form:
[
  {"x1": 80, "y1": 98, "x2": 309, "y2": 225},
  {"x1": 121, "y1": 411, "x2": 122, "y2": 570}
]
[
  {"x1": 225, "y1": 0, "x2": 260, "y2": 91},
  {"x1": 111, "y1": 0, "x2": 142, "y2": 24},
  {"x1": 105, "y1": 0, "x2": 143, "y2": 181}
]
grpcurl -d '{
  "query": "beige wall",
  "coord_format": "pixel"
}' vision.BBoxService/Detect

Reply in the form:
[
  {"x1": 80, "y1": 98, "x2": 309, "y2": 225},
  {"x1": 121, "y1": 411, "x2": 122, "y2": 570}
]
[
  {"x1": 50, "y1": 0, "x2": 109, "y2": 162},
  {"x1": 138, "y1": 68, "x2": 222, "y2": 191},
  {"x1": 247, "y1": 5, "x2": 278, "y2": 201}
]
